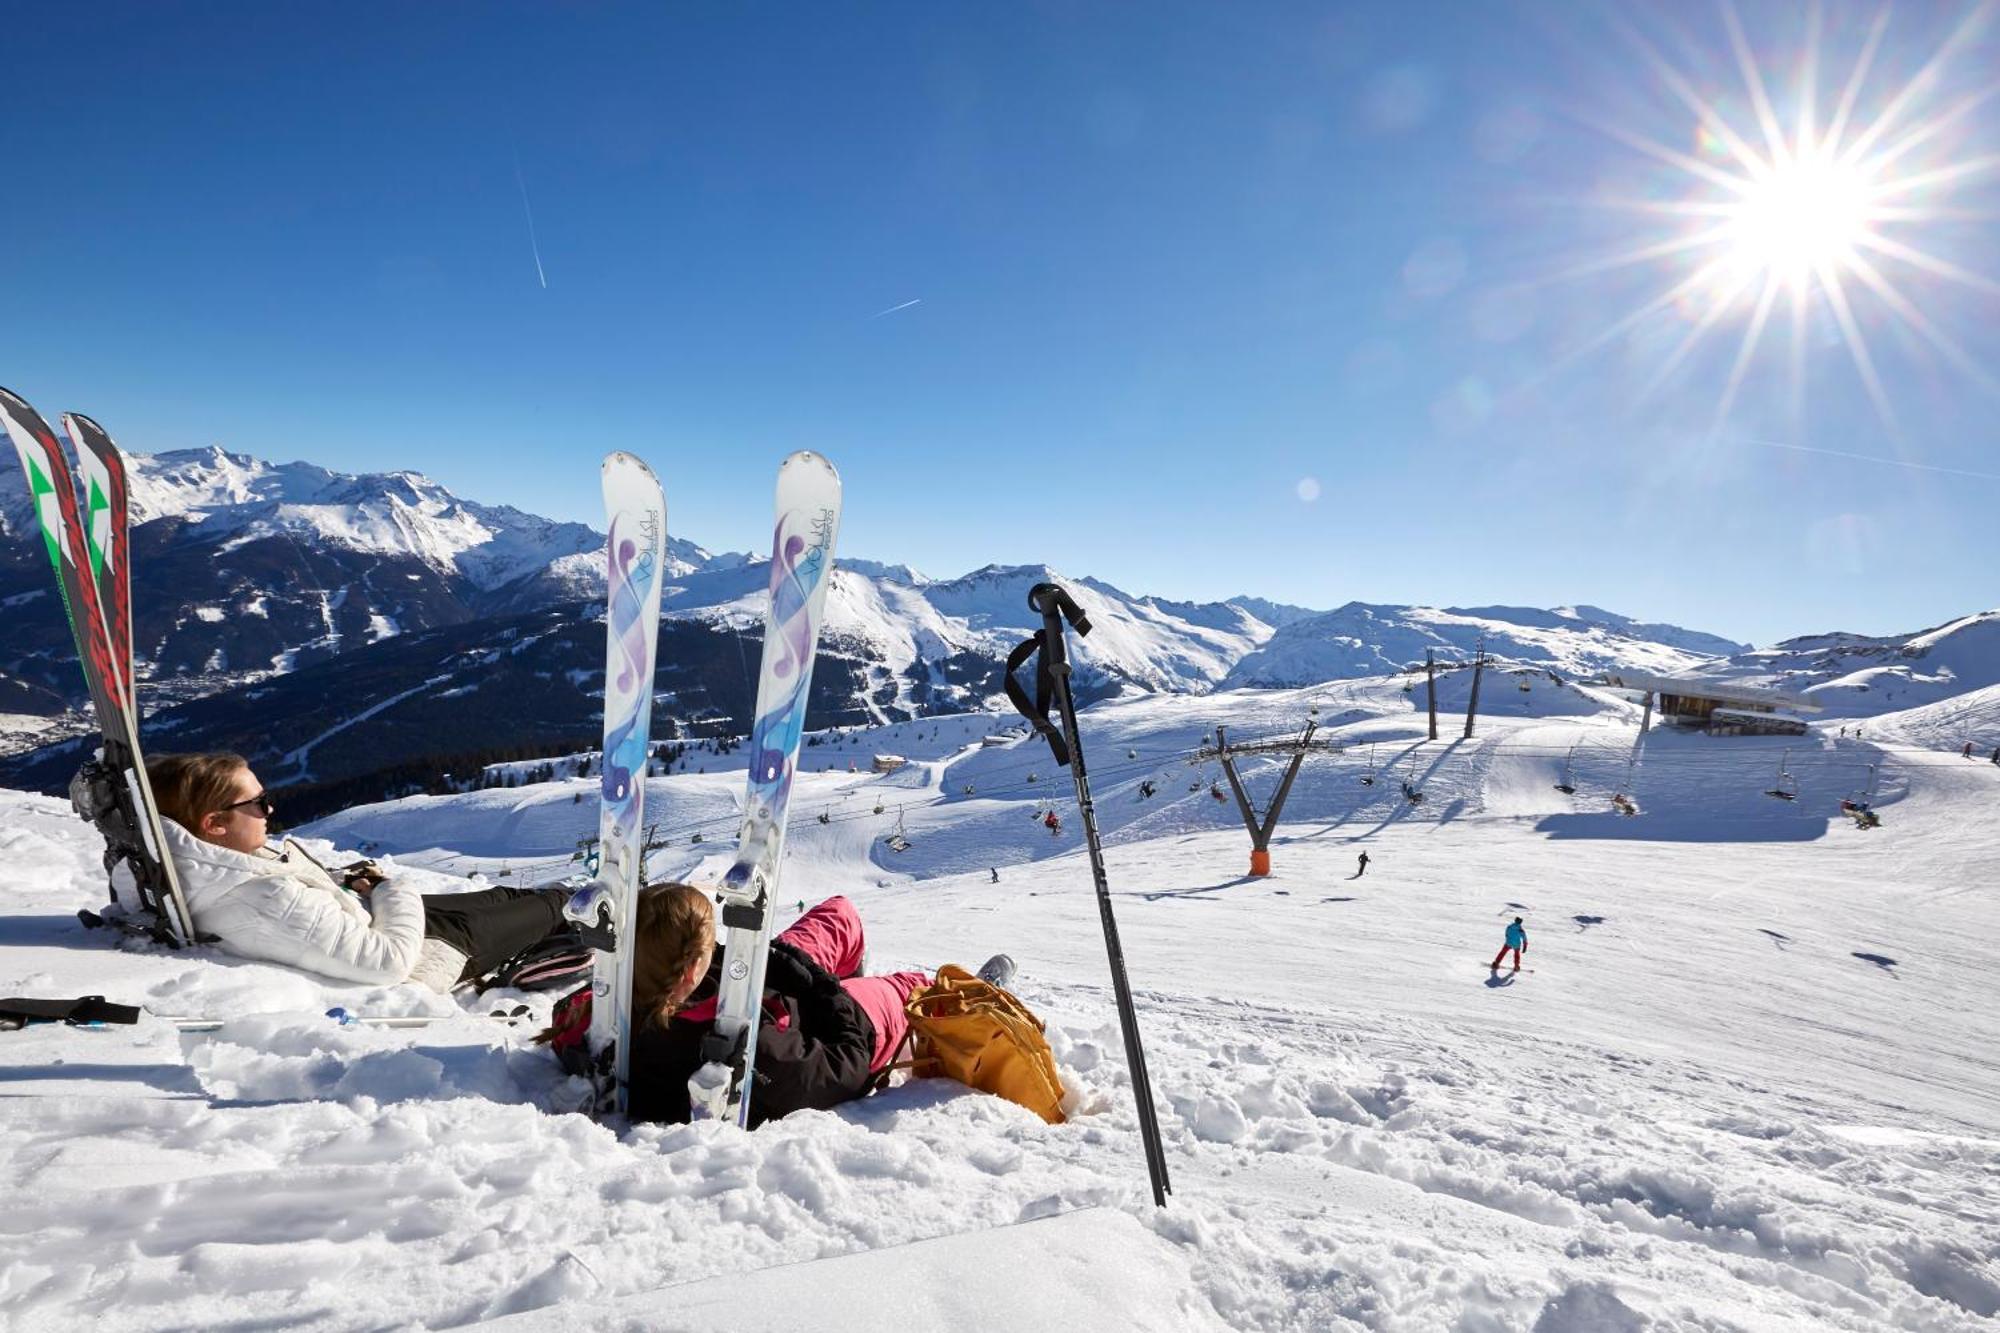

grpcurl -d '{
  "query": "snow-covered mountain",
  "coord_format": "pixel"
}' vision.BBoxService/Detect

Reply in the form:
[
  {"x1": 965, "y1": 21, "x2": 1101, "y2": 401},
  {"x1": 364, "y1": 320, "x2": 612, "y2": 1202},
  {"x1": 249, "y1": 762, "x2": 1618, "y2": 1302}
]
[
  {"x1": 0, "y1": 442, "x2": 716, "y2": 708},
  {"x1": 1691, "y1": 609, "x2": 2000, "y2": 719},
  {"x1": 1222, "y1": 602, "x2": 1747, "y2": 688},
  {"x1": 654, "y1": 560, "x2": 1273, "y2": 697},
  {"x1": 1, "y1": 443, "x2": 1290, "y2": 722}
]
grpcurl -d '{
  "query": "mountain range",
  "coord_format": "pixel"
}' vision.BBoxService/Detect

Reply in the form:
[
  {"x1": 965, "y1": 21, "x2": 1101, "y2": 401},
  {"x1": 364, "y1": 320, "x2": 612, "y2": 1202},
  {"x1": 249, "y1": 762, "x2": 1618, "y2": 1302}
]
[{"x1": 2, "y1": 440, "x2": 1993, "y2": 816}]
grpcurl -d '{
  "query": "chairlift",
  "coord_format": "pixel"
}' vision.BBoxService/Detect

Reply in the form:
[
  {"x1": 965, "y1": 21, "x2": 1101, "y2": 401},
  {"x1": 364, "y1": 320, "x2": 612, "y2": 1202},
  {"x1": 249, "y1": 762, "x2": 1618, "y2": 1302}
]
[
  {"x1": 1400, "y1": 780, "x2": 1424, "y2": 805},
  {"x1": 1139, "y1": 779, "x2": 1156, "y2": 799},
  {"x1": 1027, "y1": 772, "x2": 1039, "y2": 784},
  {"x1": 1210, "y1": 782, "x2": 1227, "y2": 803},
  {"x1": 1554, "y1": 745, "x2": 1577, "y2": 795},
  {"x1": 1763, "y1": 748, "x2": 1798, "y2": 801},
  {"x1": 1517, "y1": 678, "x2": 1532, "y2": 692},
  {"x1": 1360, "y1": 743, "x2": 1377, "y2": 787},
  {"x1": 1127, "y1": 748, "x2": 1138, "y2": 760},
  {"x1": 817, "y1": 811, "x2": 831, "y2": 825},
  {"x1": 691, "y1": 832, "x2": 704, "y2": 844},
  {"x1": 1840, "y1": 763, "x2": 1882, "y2": 827},
  {"x1": 1610, "y1": 793, "x2": 1638, "y2": 816},
  {"x1": 872, "y1": 801, "x2": 884, "y2": 815},
  {"x1": 963, "y1": 783, "x2": 975, "y2": 795}
]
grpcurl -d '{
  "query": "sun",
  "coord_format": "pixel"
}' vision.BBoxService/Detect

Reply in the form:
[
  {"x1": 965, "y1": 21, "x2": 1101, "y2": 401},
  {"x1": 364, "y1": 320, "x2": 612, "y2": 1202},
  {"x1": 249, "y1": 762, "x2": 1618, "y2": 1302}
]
[
  {"x1": 1549, "y1": 3, "x2": 2000, "y2": 432},
  {"x1": 1726, "y1": 150, "x2": 1877, "y2": 288}
]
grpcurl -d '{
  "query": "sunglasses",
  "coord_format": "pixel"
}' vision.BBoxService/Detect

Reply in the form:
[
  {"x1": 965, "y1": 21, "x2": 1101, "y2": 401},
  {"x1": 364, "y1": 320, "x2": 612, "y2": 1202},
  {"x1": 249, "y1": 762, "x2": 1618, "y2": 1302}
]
[{"x1": 219, "y1": 792, "x2": 277, "y2": 819}]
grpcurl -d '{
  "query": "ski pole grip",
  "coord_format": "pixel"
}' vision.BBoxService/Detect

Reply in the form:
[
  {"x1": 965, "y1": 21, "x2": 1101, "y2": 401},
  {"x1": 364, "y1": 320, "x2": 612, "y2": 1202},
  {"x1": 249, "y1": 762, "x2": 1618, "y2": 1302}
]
[{"x1": 1028, "y1": 582, "x2": 1091, "y2": 637}]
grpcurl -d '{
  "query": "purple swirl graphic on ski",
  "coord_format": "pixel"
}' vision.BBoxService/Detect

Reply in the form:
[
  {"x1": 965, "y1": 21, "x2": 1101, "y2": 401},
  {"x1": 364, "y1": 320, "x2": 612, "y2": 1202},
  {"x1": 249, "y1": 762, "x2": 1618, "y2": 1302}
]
[
  {"x1": 748, "y1": 509, "x2": 832, "y2": 801},
  {"x1": 601, "y1": 510, "x2": 660, "y2": 843}
]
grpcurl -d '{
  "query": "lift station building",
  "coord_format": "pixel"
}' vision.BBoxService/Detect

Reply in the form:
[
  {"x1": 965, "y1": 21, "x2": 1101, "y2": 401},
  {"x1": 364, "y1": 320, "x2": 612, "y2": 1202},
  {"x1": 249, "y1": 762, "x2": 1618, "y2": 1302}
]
[{"x1": 1597, "y1": 671, "x2": 1819, "y2": 737}]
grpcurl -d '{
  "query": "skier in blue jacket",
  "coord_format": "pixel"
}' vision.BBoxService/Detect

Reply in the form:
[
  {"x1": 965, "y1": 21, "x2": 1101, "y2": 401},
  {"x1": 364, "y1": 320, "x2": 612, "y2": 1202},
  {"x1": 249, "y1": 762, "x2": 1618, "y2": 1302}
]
[{"x1": 1491, "y1": 917, "x2": 1527, "y2": 972}]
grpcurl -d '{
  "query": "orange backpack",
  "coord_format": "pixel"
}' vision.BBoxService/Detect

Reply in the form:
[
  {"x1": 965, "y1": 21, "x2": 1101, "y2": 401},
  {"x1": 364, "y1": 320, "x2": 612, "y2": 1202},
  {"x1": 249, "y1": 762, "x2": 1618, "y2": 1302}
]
[{"x1": 894, "y1": 965, "x2": 1068, "y2": 1124}]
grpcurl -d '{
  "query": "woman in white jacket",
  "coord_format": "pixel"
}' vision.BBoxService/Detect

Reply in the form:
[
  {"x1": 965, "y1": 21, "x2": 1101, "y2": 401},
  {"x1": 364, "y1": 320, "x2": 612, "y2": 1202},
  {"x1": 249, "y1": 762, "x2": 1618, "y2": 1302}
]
[{"x1": 151, "y1": 752, "x2": 571, "y2": 992}]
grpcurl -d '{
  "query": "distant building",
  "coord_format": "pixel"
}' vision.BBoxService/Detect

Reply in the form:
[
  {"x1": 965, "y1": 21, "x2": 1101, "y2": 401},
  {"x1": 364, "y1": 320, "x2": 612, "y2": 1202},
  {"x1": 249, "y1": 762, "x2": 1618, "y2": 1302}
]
[
  {"x1": 1597, "y1": 671, "x2": 1816, "y2": 737},
  {"x1": 871, "y1": 754, "x2": 909, "y2": 773}
]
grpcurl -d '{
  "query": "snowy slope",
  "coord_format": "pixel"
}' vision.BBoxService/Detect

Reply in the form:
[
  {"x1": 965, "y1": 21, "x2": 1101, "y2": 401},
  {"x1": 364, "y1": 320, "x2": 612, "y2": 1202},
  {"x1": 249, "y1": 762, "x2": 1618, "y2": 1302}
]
[
  {"x1": 1865, "y1": 681, "x2": 2000, "y2": 756},
  {"x1": 1698, "y1": 609, "x2": 2000, "y2": 720},
  {"x1": 4, "y1": 679, "x2": 1998, "y2": 1330},
  {"x1": 1223, "y1": 601, "x2": 1739, "y2": 688}
]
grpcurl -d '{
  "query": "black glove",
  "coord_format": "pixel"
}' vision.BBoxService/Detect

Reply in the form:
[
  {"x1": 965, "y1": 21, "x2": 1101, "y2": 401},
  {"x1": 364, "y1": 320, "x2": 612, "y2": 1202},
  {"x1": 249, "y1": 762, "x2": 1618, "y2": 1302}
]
[{"x1": 765, "y1": 940, "x2": 842, "y2": 1001}]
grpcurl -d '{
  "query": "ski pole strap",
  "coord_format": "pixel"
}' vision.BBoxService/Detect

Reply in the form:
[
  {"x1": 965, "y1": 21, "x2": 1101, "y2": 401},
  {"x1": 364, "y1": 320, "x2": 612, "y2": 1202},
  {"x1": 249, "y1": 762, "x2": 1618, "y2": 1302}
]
[
  {"x1": 1004, "y1": 631, "x2": 1070, "y2": 767},
  {"x1": 0, "y1": 995, "x2": 142, "y2": 1030}
]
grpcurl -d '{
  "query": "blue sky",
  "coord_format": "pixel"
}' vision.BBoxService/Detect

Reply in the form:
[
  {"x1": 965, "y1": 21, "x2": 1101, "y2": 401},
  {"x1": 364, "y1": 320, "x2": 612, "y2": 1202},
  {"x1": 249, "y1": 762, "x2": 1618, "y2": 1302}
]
[{"x1": 2, "y1": 1, "x2": 1994, "y2": 645}]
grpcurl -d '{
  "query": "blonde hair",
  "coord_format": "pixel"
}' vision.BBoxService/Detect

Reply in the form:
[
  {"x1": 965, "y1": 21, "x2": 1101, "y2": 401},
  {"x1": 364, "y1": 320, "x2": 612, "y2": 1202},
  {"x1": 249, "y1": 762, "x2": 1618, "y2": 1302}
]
[
  {"x1": 631, "y1": 883, "x2": 717, "y2": 1029},
  {"x1": 147, "y1": 752, "x2": 252, "y2": 831}
]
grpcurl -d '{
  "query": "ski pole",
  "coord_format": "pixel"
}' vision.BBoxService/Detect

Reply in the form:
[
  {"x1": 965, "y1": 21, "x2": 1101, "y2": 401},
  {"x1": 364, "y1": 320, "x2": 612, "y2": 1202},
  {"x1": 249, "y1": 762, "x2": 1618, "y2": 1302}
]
[{"x1": 1013, "y1": 581, "x2": 1173, "y2": 1207}]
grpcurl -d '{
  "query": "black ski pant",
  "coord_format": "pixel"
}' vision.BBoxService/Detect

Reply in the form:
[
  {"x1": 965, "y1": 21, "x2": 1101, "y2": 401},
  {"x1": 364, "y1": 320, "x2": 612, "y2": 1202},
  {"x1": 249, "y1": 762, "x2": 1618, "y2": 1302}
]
[{"x1": 421, "y1": 887, "x2": 568, "y2": 981}]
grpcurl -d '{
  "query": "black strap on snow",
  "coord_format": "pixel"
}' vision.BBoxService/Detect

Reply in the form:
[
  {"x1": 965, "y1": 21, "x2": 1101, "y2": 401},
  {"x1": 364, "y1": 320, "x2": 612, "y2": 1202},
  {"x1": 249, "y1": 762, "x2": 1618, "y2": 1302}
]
[
  {"x1": 1004, "y1": 582, "x2": 1093, "y2": 768},
  {"x1": 0, "y1": 995, "x2": 142, "y2": 1031}
]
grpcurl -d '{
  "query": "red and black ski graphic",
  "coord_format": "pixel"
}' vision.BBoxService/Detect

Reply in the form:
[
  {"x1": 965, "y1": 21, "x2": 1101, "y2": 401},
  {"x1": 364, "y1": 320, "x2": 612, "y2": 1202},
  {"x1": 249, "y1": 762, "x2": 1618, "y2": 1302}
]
[
  {"x1": 0, "y1": 388, "x2": 129, "y2": 726},
  {"x1": 2, "y1": 386, "x2": 197, "y2": 945},
  {"x1": 64, "y1": 412, "x2": 137, "y2": 709}
]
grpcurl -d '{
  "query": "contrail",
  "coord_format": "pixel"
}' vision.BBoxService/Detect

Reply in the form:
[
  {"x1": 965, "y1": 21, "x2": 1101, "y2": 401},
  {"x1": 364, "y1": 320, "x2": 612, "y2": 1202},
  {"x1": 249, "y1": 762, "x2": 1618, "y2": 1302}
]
[
  {"x1": 872, "y1": 298, "x2": 922, "y2": 318},
  {"x1": 1727, "y1": 436, "x2": 2000, "y2": 483},
  {"x1": 513, "y1": 154, "x2": 548, "y2": 290}
]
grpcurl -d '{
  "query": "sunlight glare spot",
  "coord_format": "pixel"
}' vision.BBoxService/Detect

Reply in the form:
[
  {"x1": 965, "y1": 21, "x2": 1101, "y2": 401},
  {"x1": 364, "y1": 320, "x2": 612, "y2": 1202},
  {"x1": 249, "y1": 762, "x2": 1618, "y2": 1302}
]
[{"x1": 1728, "y1": 152, "x2": 1875, "y2": 286}]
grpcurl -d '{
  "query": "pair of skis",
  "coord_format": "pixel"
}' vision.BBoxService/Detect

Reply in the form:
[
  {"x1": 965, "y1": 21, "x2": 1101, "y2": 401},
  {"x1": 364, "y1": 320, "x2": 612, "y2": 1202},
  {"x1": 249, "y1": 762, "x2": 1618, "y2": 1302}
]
[
  {"x1": 567, "y1": 450, "x2": 842, "y2": 1125},
  {"x1": 1, "y1": 386, "x2": 197, "y2": 947}
]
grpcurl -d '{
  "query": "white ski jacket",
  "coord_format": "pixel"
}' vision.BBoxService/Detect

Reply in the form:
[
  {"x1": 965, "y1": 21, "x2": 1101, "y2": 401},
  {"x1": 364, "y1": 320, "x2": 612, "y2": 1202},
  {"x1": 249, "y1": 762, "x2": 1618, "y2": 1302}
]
[{"x1": 160, "y1": 820, "x2": 463, "y2": 988}]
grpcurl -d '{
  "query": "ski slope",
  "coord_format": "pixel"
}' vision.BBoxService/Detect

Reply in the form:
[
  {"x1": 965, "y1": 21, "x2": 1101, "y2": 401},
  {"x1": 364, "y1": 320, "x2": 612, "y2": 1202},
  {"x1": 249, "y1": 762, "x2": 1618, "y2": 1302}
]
[{"x1": 2, "y1": 679, "x2": 1997, "y2": 1330}]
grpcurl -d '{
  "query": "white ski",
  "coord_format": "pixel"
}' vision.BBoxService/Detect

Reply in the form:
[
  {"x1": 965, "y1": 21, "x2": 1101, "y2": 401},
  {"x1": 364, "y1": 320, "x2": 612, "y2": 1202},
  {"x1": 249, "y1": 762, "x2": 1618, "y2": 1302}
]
[
  {"x1": 689, "y1": 451, "x2": 841, "y2": 1126},
  {"x1": 564, "y1": 452, "x2": 668, "y2": 1116}
]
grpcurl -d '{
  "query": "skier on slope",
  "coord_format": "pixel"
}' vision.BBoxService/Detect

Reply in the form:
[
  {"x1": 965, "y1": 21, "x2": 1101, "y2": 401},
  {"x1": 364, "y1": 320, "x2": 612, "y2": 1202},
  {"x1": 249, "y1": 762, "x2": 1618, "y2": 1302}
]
[
  {"x1": 1356, "y1": 850, "x2": 1370, "y2": 878},
  {"x1": 552, "y1": 887, "x2": 1005, "y2": 1127},
  {"x1": 1963, "y1": 742, "x2": 1975, "y2": 759},
  {"x1": 148, "y1": 752, "x2": 574, "y2": 990},
  {"x1": 1491, "y1": 917, "x2": 1528, "y2": 973}
]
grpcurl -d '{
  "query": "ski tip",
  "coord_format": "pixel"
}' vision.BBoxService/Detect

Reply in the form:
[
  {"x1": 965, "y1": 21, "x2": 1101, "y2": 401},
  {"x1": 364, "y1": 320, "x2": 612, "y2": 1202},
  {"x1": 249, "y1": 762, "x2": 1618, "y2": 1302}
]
[
  {"x1": 780, "y1": 449, "x2": 841, "y2": 481},
  {"x1": 64, "y1": 412, "x2": 111, "y2": 444},
  {"x1": 0, "y1": 384, "x2": 46, "y2": 421},
  {"x1": 601, "y1": 450, "x2": 659, "y2": 476}
]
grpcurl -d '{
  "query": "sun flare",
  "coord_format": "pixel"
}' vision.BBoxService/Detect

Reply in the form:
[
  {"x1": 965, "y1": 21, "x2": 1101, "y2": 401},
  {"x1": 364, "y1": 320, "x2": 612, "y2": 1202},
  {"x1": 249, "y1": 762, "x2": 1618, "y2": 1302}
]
[{"x1": 1560, "y1": 3, "x2": 2000, "y2": 432}]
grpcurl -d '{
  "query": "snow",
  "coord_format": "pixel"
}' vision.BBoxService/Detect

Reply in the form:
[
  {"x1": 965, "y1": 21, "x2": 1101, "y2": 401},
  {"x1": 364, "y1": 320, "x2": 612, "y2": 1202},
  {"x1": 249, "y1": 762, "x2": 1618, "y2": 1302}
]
[
  {"x1": 1226, "y1": 602, "x2": 1735, "y2": 689},
  {"x1": 2, "y1": 678, "x2": 1998, "y2": 1329},
  {"x1": 1701, "y1": 609, "x2": 2000, "y2": 720}
]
